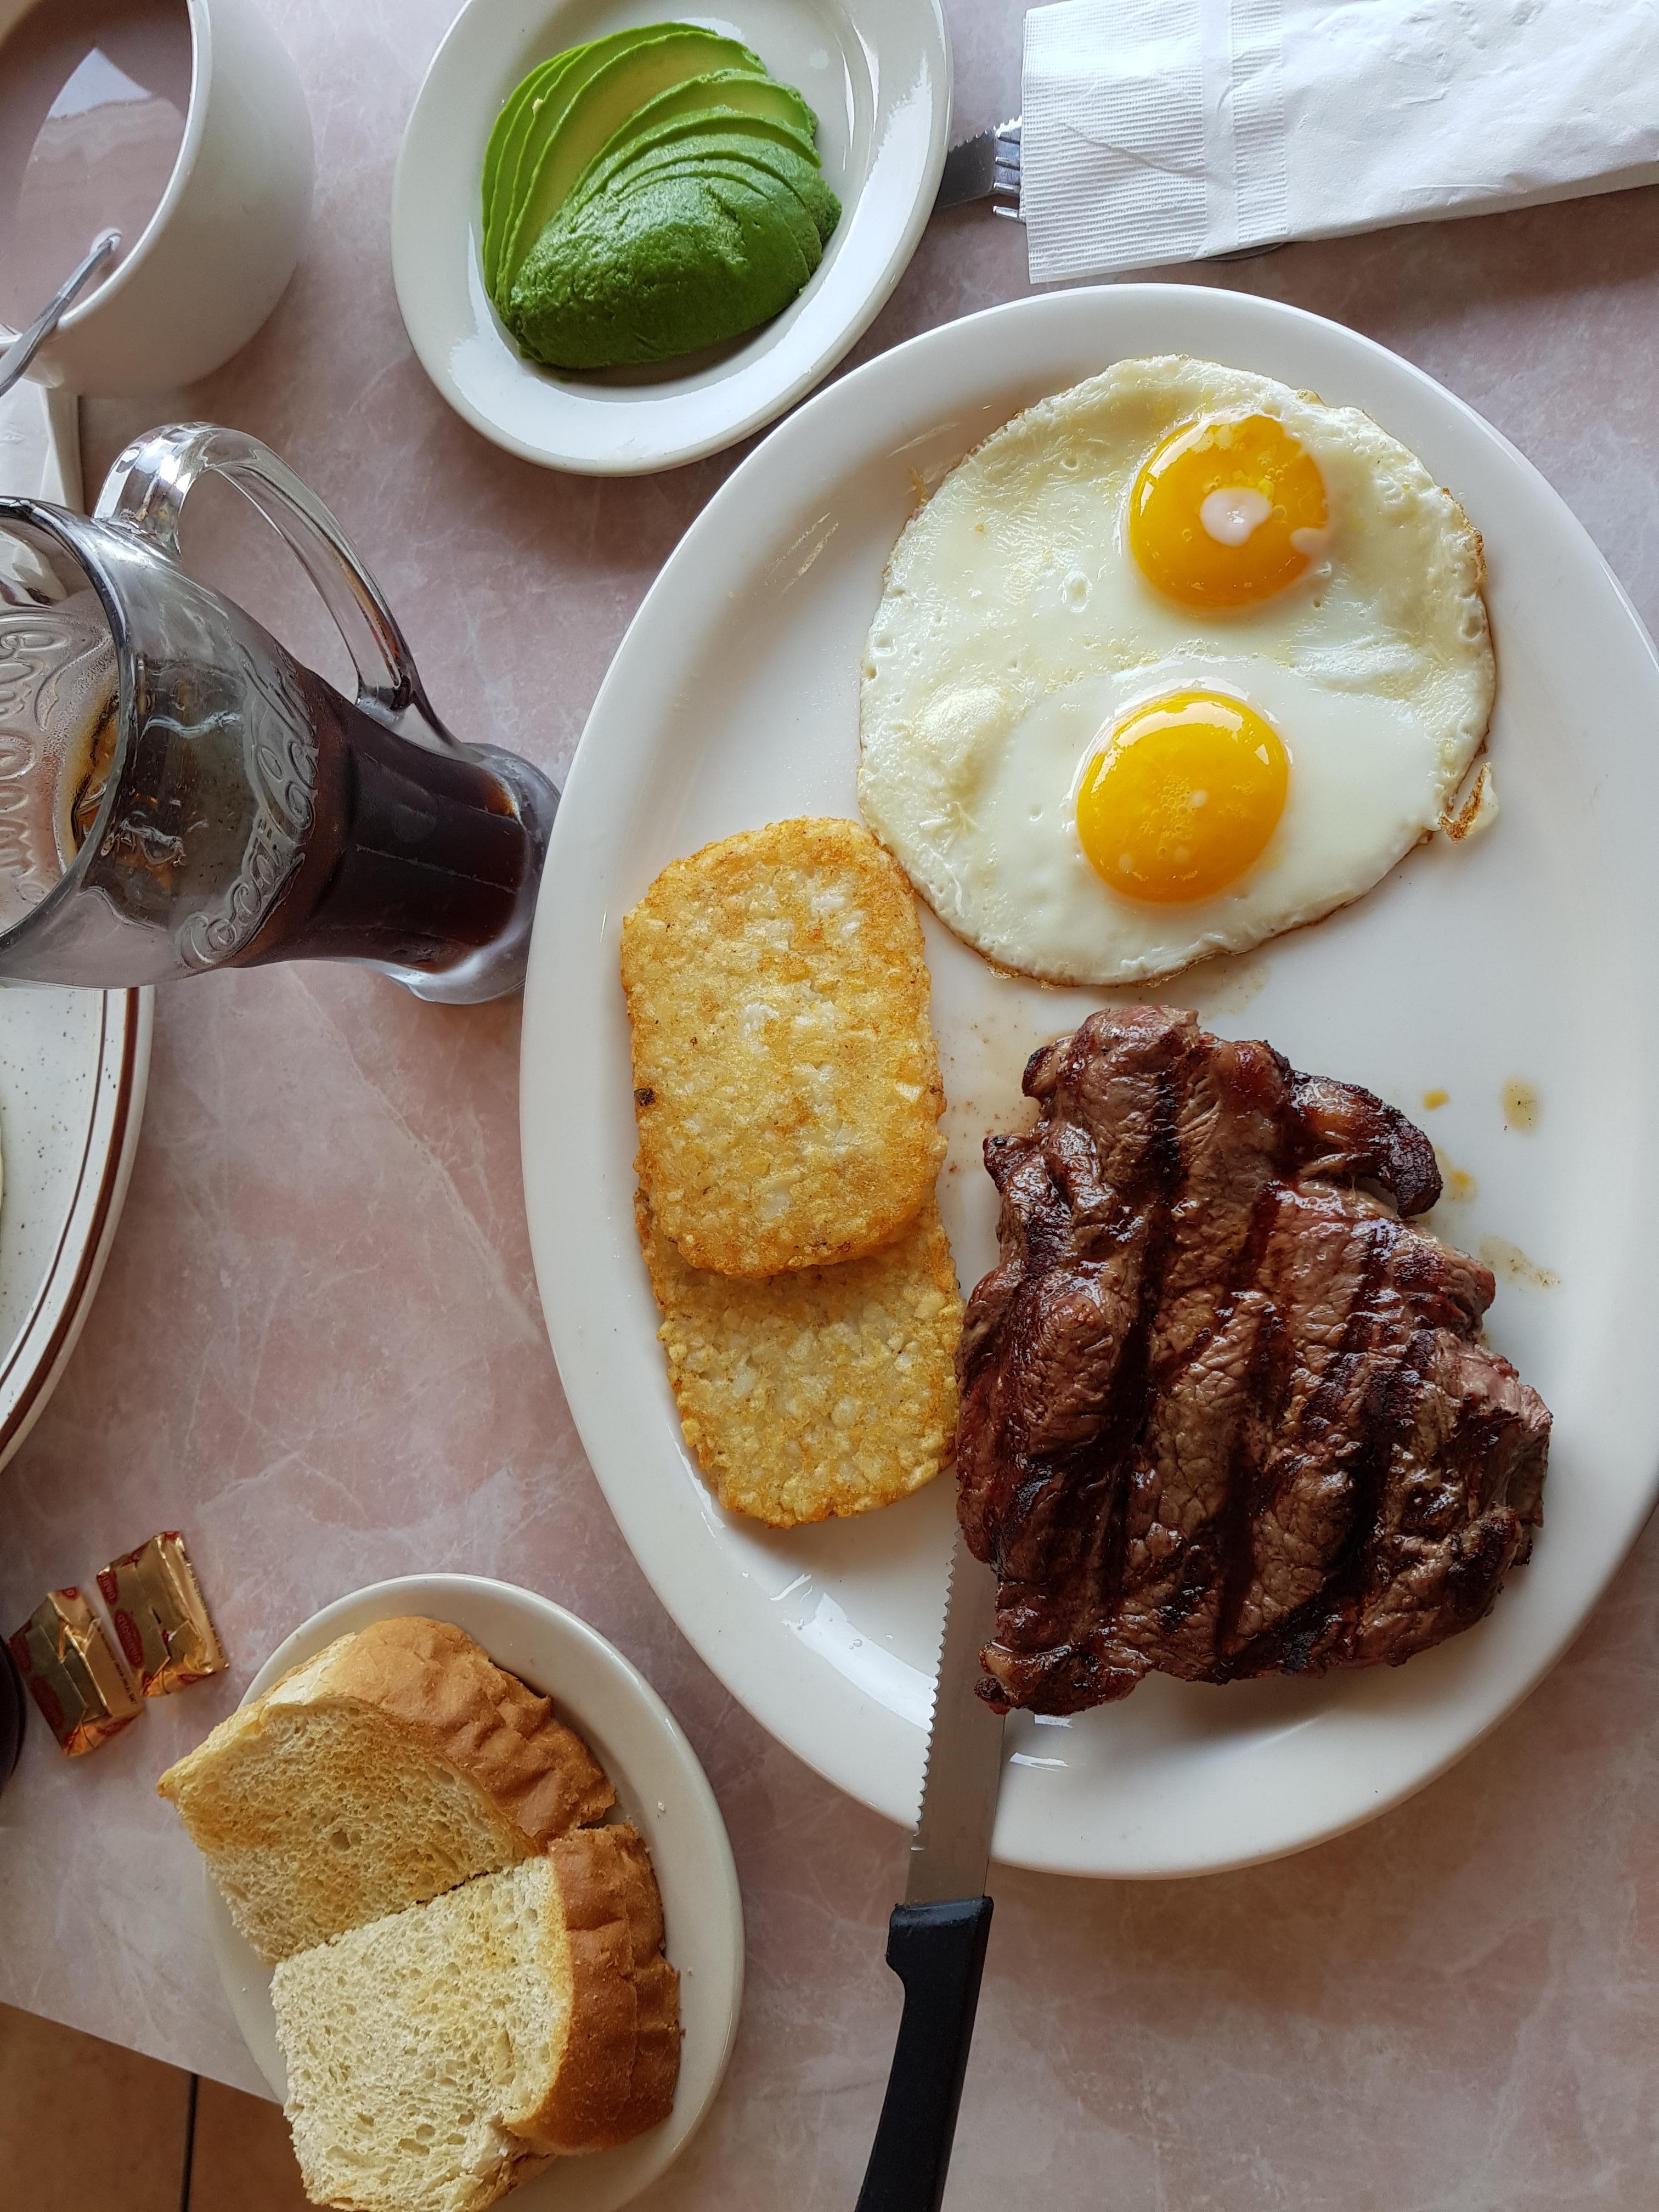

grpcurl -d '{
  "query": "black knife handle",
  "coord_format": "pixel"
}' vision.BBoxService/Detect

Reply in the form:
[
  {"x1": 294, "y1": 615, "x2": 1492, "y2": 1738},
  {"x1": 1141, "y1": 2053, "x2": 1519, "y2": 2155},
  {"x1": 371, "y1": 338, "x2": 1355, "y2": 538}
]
[{"x1": 854, "y1": 1895, "x2": 995, "y2": 2212}]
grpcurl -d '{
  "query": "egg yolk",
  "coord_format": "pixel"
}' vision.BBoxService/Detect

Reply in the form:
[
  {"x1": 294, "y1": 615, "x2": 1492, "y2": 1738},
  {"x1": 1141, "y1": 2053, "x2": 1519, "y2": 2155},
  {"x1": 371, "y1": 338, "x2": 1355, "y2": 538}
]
[
  {"x1": 1128, "y1": 413, "x2": 1328, "y2": 607},
  {"x1": 1076, "y1": 690, "x2": 1289, "y2": 904}
]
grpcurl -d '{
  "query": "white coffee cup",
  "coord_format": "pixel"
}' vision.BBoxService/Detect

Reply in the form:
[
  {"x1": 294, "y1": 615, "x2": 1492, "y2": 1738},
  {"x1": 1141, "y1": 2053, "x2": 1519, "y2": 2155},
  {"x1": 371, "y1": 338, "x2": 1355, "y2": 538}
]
[{"x1": 0, "y1": 0, "x2": 314, "y2": 396}]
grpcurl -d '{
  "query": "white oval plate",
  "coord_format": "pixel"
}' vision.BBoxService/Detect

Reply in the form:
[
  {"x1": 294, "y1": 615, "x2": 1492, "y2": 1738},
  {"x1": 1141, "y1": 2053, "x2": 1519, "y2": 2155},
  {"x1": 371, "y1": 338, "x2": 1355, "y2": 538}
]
[
  {"x1": 206, "y1": 1573, "x2": 744, "y2": 2212},
  {"x1": 0, "y1": 985, "x2": 150, "y2": 1471},
  {"x1": 521, "y1": 283, "x2": 1659, "y2": 1878},
  {"x1": 391, "y1": 0, "x2": 950, "y2": 474}
]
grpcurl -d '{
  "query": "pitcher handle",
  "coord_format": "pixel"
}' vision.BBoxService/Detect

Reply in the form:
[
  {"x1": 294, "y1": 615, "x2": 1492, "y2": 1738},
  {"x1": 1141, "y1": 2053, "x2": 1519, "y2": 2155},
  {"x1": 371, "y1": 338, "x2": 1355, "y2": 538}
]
[{"x1": 93, "y1": 422, "x2": 458, "y2": 752}]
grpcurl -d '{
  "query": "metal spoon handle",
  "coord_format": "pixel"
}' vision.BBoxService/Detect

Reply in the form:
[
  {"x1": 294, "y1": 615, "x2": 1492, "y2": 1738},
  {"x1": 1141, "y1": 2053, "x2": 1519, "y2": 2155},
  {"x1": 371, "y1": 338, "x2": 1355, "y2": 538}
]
[{"x1": 0, "y1": 231, "x2": 122, "y2": 400}]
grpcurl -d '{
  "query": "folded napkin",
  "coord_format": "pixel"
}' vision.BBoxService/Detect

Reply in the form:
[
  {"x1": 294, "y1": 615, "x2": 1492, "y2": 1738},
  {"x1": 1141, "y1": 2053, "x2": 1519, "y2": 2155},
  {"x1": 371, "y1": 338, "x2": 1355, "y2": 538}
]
[{"x1": 1023, "y1": 0, "x2": 1659, "y2": 284}]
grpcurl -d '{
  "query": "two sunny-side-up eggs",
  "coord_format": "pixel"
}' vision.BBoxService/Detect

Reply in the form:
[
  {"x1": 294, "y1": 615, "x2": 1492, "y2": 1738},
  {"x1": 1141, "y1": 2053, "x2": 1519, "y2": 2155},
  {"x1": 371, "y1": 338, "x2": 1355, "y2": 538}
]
[{"x1": 858, "y1": 358, "x2": 1496, "y2": 984}]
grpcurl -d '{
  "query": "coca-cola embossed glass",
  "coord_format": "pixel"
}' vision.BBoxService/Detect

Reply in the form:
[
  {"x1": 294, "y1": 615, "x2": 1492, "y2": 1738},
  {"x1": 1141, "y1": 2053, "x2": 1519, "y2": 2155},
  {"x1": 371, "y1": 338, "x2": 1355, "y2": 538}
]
[{"x1": 0, "y1": 424, "x2": 557, "y2": 1000}]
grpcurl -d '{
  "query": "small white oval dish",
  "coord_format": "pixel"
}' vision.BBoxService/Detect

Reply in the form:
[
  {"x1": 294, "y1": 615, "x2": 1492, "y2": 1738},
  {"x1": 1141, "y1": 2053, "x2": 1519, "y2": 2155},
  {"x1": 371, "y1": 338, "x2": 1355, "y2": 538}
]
[
  {"x1": 391, "y1": 0, "x2": 951, "y2": 473},
  {"x1": 206, "y1": 1572, "x2": 744, "y2": 2212}
]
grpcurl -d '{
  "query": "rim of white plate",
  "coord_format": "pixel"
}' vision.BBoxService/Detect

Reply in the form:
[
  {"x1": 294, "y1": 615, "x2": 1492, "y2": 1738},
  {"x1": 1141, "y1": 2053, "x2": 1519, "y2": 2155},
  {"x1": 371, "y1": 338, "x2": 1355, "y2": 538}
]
[
  {"x1": 0, "y1": 985, "x2": 151, "y2": 1475},
  {"x1": 521, "y1": 284, "x2": 1659, "y2": 1877}
]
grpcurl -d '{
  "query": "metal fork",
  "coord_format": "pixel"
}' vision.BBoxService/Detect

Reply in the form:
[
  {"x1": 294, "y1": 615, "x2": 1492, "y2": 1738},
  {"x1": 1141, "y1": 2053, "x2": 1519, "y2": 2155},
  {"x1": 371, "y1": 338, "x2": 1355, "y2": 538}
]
[
  {"x1": 931, "y1": 115, "x2": 1282, "y2": 259},
  {"x1": 935, "y1": 116, "x2": 1022, "y2": 218}
]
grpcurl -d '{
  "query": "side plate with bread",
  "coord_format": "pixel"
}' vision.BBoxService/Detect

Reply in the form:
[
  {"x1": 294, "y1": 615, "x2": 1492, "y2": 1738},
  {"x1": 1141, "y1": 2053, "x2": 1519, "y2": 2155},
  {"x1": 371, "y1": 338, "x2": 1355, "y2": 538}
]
[{"x1": 188, "y1": 1574, "x2": 742, "y2": 2212}]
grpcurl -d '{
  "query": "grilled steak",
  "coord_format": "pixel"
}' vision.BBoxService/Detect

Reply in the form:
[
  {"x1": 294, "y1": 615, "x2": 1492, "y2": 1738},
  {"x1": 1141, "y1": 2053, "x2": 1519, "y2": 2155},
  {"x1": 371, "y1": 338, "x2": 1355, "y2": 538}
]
[{"x1": 956, "y1": 1007, "x2": 1551, "y2": 1713}]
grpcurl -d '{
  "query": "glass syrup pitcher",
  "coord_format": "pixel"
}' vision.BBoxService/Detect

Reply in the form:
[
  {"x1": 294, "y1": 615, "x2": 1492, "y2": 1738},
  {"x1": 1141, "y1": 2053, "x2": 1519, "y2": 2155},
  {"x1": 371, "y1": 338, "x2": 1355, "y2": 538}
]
[{"x1": 0, "y1": 423, "x2": 557, "y2": 1001}]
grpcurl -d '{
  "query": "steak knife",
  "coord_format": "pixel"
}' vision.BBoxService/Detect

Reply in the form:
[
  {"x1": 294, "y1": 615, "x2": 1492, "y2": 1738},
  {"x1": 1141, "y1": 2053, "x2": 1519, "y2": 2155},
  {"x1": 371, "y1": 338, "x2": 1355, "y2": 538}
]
[{"x1": 854, "y1": 1527, "x2": 1007, "y2": 2212}]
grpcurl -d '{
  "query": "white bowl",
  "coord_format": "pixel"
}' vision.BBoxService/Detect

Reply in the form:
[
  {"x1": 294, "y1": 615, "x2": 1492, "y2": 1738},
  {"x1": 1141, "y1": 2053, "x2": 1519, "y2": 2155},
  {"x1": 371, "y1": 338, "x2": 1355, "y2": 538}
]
[
  {"x1": 2, "y1": 0, "x2": 313, "y2": 397},
  {"x1": 206, "y1": 1573, "x2": 744, "y2": 2212},
  {"x1": 391, "y1": 0, "x2": 951, "y2": 473}
]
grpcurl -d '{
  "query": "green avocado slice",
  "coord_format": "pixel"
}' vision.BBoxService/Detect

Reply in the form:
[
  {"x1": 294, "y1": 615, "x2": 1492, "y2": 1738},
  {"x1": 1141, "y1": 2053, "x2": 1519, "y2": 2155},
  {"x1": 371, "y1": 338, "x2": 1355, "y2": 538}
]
[
  {"x1": 498, "y1": 26, "x2": 769, "y2": 303},
  {"x1": 484, "y1": 55, "x2": 568, "y2": 222},
  {"x1": 483, "y1": 25, "x2": 754, "y2": 296},
  {"x1": 599, "y1": 143, "x2": 840, "y2": 255},
  {"x1": 613, "y1": 154, "x2": 828, "y2": 264},
  {"x1": 578, "y1": 119, "x2": 839, "y2": 241},
  {"x1": 483, "y1": 53, "x2": 579, "y2": 287},
  {"x1": 506, "y1": 166, "x2": 821, "y2": 369},
  {"x1": 569, "y1": 110, "x2": 827, "y2": 211},
  {"x1": 574, "y1": 68, "x2": 818, "y2": 185}
]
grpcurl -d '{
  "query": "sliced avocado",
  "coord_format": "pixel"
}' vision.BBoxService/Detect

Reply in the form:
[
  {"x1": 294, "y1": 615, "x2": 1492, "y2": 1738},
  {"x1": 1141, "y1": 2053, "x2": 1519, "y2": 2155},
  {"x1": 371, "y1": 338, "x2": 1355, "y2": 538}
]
[
  {"x1": 506, "y1": 165, "x2": 819, "y2": 369},
  {"x1": 484, "y1": 54, "x2": 571, "y2": 218},
  {"x1": 483, "y1": 53, "x2": 579, "y2": 289},
  {"x1": 576, "y1": 68, "x2": 818, "y2": 185},
  {"x1": 568, "y1": 109, "x2": 826, "y2": 215},
  {"x1": 498, "y1": 26, "x2": 769, "y2": 301},
  {"x1": 584, "y1": 122, "x2": 845, "y2": 242},
  {"x1": 601, "y1": 140, "x2": 839, "y2": 249},
  {"x1": 484, "y1": 25, "x2": 720, "y2": 296},
  {"x1": 612, "y1": 155, "x2": 827, "y2": 264}
]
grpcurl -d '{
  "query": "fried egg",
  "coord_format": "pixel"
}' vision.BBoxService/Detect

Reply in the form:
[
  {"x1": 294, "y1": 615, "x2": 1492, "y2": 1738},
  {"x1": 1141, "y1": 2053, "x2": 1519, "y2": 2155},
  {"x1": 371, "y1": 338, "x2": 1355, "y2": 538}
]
[{"x1": 858, "y1": 357, "x2": 1495, "y2": 985}]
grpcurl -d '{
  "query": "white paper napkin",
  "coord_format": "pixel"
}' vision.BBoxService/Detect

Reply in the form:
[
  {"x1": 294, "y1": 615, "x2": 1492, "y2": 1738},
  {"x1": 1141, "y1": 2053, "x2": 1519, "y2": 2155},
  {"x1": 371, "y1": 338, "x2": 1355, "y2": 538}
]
[
  {"x1": 0, "y1": 381, "x2": 81, "y2": 507},
  {"x1": 1023, "y1": 0, "x2": 1659, "y2": 284}
]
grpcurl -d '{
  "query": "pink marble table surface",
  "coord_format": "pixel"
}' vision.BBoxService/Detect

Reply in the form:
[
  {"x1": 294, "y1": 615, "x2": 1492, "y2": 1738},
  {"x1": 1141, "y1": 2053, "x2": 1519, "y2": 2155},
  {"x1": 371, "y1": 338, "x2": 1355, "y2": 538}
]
[{"x1": 5, "y1": 1, "x2": 1659, "y2": 2203}]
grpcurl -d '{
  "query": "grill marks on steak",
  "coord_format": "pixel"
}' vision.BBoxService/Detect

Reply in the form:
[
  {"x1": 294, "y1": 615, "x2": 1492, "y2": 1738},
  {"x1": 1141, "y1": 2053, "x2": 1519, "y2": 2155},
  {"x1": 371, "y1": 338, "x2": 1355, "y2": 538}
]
[{"x1": 956, "y1": 1007, "x2": 1551, "y2": 1713}]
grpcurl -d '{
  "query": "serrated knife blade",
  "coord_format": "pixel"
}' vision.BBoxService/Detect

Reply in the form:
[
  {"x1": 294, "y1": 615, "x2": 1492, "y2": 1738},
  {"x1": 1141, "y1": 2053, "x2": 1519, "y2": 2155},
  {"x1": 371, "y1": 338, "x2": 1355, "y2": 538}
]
[
  {"x1": 906, "y1": 1526, "x2": 1006, "y2": 1904},
  {"x1": 854, "y1": 1529, "x2": 1006, "y2": 2212}
]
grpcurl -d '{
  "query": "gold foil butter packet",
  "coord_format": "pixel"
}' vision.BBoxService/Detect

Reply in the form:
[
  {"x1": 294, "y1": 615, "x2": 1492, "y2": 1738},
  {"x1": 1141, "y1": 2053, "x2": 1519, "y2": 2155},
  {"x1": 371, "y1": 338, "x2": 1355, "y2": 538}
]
[
  {"x1": 97, "y1": 1531, "x2": 226, "y2": 1696},
  {"x1": 8, "y1": 1588, "x2": 143, "y2": 1754}
]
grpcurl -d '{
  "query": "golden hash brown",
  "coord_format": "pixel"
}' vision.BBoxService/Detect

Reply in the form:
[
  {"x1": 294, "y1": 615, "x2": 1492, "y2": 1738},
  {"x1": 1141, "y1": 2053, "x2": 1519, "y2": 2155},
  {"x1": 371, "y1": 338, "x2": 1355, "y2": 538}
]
[
  {"x1": 636, "y1": 1189, "x2": 962, "y2": 1528},
  {"x1": 621, "y1": 819, "x2": 946, "y2": 1277}
]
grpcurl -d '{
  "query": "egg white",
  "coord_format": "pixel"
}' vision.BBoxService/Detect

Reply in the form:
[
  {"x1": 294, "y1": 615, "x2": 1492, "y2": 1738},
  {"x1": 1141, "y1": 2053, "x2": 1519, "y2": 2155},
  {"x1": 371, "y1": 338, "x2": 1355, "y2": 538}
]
[{"x1": 858, "y1": 356, "x2": 1495, "y2": 986}]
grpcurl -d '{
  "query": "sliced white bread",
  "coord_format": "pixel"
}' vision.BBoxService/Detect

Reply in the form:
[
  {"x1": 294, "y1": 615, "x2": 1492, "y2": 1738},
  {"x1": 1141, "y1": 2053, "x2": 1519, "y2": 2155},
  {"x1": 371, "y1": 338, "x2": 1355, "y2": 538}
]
[
  {"x1": 514, "y1": 1822, "x2": 681, "y2": 2158},
  {"x1": 273, "y1": 1824, "x2": 682, "y2": 2212},
  {"x1": 159, "y1": 1616, "x2": 614, "y2": 1962}
]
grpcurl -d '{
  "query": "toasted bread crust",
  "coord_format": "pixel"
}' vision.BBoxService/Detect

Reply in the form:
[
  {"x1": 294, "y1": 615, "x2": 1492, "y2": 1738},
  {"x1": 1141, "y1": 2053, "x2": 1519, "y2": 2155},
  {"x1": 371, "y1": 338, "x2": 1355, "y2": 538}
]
[
  {"x1": 608, "y1": 1821, "x2": 667, "y2": 1959},
  {"x1": 517, "y1": 1825, "x2": 681, "y2": 2153},
  {"x1": 599, "y1": 1824, "x2": 680, "y2": 2135},
  {"x1": 614, "y1": 1956, "x2": 681, "y2": 2137},
  {"x1": 159, "y1": 1616, "x2": 614, "y2": 1849},
  {"x1": 522, "y1": 1831, "x2": 637, "y2": 2153}
]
